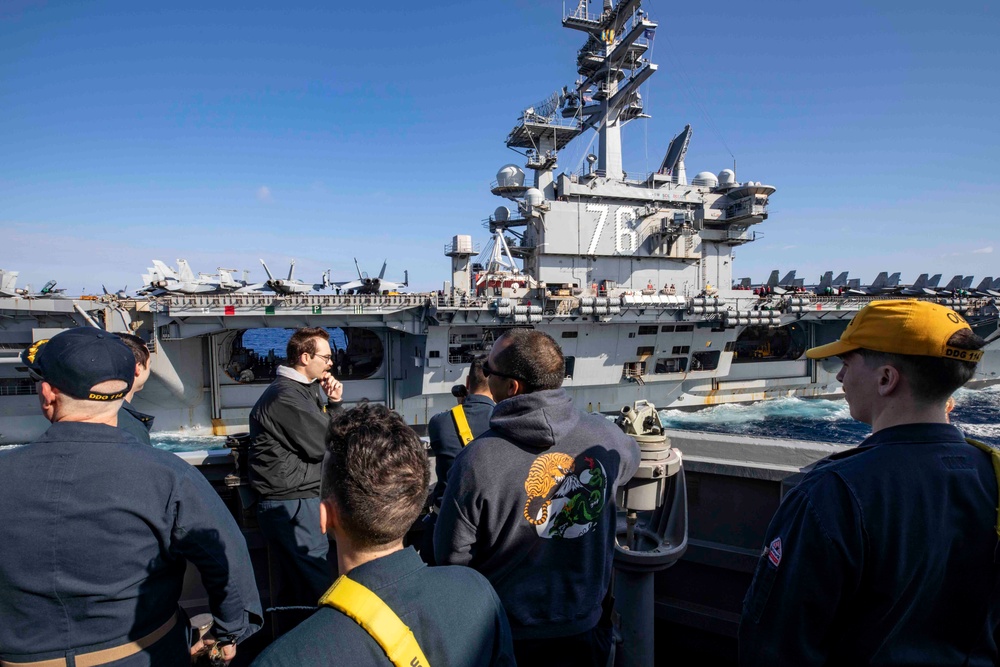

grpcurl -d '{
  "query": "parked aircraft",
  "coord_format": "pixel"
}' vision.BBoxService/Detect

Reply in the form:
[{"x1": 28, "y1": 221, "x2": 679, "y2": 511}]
[
  {"x1": 140, "y1": 260, "x2": 258, "y2": 295},
  {"x1": 735, "y1": 270, "x2": 798, "y2": 294},
  {"x1": 334, "y1": 259, "x2": 408, "y2": 295},
  {"x1": 898, "y1": 273, "x2": 942, "y2": 296},
  {"x1": 973, "y1": 277, "x2": 1000, "y2": 298},
  {"x1": 844, "y1": 271, "x2": 897, "y2": 296},
  {"x1": 0, "y1": 270, "x2": 68, "y2": 298},
  {"x1": 0, "y1": 269, "x2": 19, "y2": 297},
  {"x1": 259, "y1": 259, "x2": 330, "y2": 295}
]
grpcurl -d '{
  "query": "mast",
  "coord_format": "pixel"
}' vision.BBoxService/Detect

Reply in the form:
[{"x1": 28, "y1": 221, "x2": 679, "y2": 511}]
[{"x1": 562, "y1": 0, "x2": 657, "y2": 180}]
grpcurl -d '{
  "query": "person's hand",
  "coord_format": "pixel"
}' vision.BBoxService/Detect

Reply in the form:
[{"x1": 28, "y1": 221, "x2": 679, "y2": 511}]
[
  {"x1": 321, "y1": 373, "x2": 344, "y2": 402},
  {"x1": 190, "y1": 637, "x2": 237, "y2": 664}
]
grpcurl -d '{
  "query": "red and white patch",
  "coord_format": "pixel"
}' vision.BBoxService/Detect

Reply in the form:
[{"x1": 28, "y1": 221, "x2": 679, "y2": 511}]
[{"x1": 768, "y1": 537, "x2": 782, "y2": 567}]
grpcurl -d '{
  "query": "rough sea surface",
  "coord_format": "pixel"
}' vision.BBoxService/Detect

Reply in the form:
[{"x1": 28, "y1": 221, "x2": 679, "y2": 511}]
[{"x1": 150, "y1": 386, "x2": 999, "y2": 452}]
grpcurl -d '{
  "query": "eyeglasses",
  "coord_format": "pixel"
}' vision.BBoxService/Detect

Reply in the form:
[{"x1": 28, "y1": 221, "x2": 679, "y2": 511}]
[
  {"x1": 482, "y1": 360, "x2": 527, "y2": 384},
  {"x1": 312, "y1": 353, "x2": 333, "y2": 362}
]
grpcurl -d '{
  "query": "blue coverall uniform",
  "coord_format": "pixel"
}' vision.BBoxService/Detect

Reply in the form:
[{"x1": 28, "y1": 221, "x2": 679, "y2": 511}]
[
  {"x1": 251, "y1": 547, "x2": 515, "y2": 667},
  {"x1": 740, "y1": 423, "x2": 1000, "y2": 666},
  {"x1": 0, "y1": 422, "x2": 262, "y2": 666}
]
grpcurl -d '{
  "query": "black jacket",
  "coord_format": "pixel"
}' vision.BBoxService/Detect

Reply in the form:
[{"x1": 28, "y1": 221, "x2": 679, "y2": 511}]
[{"x1": 249, "y1": 374, "x2": 339, "y2": 500}]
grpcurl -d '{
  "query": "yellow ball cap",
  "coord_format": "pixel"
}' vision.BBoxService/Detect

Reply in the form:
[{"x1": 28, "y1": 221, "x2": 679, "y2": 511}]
[{"x1": 805, "y1": 300, "x2": 983, "y2": 363}]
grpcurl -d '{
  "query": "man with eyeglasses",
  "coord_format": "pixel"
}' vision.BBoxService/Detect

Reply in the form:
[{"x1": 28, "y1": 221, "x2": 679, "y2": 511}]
[
  {"x1": 249, "y1": 327, "x2": 344, "y2": 635},
  {"x1": 434, "y1": 329, "x2": 640, "y2": 667}
]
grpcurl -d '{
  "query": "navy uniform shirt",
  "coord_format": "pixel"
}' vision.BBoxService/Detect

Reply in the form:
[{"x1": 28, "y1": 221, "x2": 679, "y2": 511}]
[
  {"x1": 740, "y1": 423, "x2": 1000, "y2": 666},
  {"x1": 118, "y1": 399, "x2": 154, "y2": 446},
  {"x1": 0, "y1": 422, "x2": 262, "y2": 665},
  {"x1": 427, "y1": 394, "x2": 495, "y2": 507},
  {"x1": 252, "y1": 547, "x2": 515, "y2": 667}
]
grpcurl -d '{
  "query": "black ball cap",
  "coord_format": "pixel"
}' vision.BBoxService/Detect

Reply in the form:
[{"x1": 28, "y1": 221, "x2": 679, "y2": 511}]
[{"x1": 20, "y1": 327, "x2": 135, "y2": 401}]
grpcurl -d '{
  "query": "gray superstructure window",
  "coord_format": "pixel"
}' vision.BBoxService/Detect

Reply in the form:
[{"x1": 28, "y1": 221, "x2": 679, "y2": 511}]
[{"x1": 654, "y1": 358, "x2": 688, "y2": 374}]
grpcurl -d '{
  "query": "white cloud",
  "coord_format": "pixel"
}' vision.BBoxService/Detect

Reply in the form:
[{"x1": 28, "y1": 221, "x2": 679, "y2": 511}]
[
  {"x1": 972, "y1": 246, "x2": 993, "y2": 254},
  {"x1": 256, "y1": 186, "x2": 273, "y2": 203}
]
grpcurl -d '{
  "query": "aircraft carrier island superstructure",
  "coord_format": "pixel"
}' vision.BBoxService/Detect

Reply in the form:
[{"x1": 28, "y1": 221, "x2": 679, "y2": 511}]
[{"x1": 1, "y1": 0, "x2": 998, "y2": 444}]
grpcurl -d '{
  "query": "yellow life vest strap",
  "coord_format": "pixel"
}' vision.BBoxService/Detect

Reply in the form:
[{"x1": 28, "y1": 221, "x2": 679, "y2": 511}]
[
  {"x1": 967, "y1": 437, "x2": 1000, "y2": 539},
  {"x1": 318, "y1": 574, "x2": 430, "y2": 667},
  {"x1": 450, "y1": 405, "x2": 474, "y2": 447}
]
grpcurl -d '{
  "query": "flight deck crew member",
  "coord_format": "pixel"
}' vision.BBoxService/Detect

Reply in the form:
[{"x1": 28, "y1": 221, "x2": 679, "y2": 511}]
[
  {"x1": 435, "y1": 329, "x2": 640, "y2": 667},
  {"x1": 739, "y1": 300, "x2": 998, "y2": 666},
  {"x1": 251, "y1": 403, "x2": 515, "y2": 667},
  {"x1": 115, "y1": 332, "x2": 155, "y2": 445},
  {"x1": 0, "y1": 327, "x2": 261, "y2": 666},
  {"x1": 249, "y1": 326, "x2": 343, "y2": 633},
  {"x1": 420, "y1": 357, "x2": 495, "y2": 564}
]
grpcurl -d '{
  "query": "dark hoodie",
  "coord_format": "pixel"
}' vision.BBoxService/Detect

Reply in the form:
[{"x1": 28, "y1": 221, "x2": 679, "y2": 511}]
[{"x1": 434, "y1": 388, "x2": 640, "y2": 640}]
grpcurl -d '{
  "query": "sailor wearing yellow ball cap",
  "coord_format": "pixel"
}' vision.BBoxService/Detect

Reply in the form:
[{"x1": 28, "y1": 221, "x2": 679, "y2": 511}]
[{"x1": 740, "y1": 300, "x2": 998, "y2": 666}]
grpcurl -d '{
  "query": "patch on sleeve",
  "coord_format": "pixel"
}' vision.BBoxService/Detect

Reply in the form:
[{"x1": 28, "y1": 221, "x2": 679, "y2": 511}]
[{"x1": 767, "y1": 537, "x2": 782, "y2": 568}]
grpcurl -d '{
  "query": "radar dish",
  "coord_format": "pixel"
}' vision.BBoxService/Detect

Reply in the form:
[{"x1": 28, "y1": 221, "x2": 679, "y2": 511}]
[
  {"x1": 524, "y1": 188, "x2": 544, "y2": 207},
  {"x1": 659, "y1": 124, "x2": 692, "y2": 175},
  {"x1": 718, "y1": 169, "x2": 736, "y2": 185},
  {"x1": 496, "y1": 164, "x2": 526, "y2": 188},
  {"x1": 692, "y1": 171, "x2": 719, "y2": 187},
  {"x1": 494, "y1": 206, "x2": 510, "y2": 222}
]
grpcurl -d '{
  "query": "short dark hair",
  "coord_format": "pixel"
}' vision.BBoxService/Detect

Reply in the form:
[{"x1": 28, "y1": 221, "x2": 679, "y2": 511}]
[
  {"x1": 493, "y1": 329, "x2": 565, "y2": 392},
  {"x1": 323, "y1": 403, "x2": 429, "y2": 550},
  {"x1": 115, "y1": 333, "x2": 150, "y2": 367},
  {"x1": 468, "y1": 356, "x2": 488, "y2": 393},
  {"x1": 857, "y1": 328, "x2": 986, "y2": 403},
  {"x1": 286, "y1": 327, "x2": 329, "y2": 363}
]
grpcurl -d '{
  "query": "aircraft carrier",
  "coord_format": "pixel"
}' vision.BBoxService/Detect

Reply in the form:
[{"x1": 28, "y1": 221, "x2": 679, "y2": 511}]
[{"x1": 1, "y1": 0, "x2": 998, "y2": 446}]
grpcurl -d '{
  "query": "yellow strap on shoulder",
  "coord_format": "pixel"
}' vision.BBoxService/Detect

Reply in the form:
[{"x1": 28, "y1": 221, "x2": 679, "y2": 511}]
[
  {"x1": 967, "y1": 437, "x2": 1000, "y2": 539},
  {"x1": 450, "y1": 405, "x2": 474, "y2": 447},
  {"x1": 319, "y1": 575, "x2": 430, "y2": 667}
]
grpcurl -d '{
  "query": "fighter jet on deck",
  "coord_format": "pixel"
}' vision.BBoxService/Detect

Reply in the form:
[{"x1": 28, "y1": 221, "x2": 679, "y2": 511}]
[
  {"x1": 898, "y1": 273, "x2": 942, "y2": 296},
  {"x1": 0, "y1": 270, "x2": 68, "y2": 298},
  {"x1": 259, "y1": 259, "x2": 330, "y2": 295},
  {"x1": 139, "y1": 260, "x2": 259, "y2": 295},
  {"x1": 844, "y1": 271, "x2": 898, "y2": 296},
  {"x1": 972, "y1": 277, "x2": 1000, "y2": 298},
  {"x1": 334, "y1": 259, "x2": 408, "y2": 295}
]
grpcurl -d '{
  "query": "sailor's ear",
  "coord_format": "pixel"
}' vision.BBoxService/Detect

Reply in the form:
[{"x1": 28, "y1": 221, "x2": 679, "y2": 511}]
[
  {"x1": 319, "y1": 498, "x2": 340, "y2": 535},
  {"x1": 876, "y1": 364, "x2": 901, "y2": 397}
]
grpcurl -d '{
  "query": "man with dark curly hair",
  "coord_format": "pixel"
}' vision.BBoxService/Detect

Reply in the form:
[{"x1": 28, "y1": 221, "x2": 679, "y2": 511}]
[{"x1": 253, "y1": 403, "x2": 514, "y2": 667}]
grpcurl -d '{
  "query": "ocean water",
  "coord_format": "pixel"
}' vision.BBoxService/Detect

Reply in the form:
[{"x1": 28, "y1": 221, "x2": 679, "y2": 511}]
[{"x1": 150, "y1": 386, "x2": 1000, "y2": 452}]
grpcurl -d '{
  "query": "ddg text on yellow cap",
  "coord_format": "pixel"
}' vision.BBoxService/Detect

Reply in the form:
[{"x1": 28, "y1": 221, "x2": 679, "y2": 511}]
[{"x1": 805, "y1": 300, "x2": 983, "y2": 363}]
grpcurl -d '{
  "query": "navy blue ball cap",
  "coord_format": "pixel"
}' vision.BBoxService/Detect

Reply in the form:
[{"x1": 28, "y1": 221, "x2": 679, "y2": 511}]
[{"x1": 20, "y1": 327, "x2": 135, "y2": 401}]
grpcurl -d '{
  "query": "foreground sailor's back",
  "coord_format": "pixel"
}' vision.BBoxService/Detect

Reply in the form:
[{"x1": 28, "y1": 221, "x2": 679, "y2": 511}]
[{"x1": 0, "y1": 328, "x2": 261, "y2": 666}]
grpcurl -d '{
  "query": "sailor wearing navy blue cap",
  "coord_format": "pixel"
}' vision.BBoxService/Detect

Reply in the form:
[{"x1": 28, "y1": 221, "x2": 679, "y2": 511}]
[{"x1": 0, "y1": 327, "x2": 262, "y2": 666}]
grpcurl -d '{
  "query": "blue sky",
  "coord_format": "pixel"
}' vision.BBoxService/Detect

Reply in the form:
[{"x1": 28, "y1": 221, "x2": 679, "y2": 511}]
[{"x1": 1, "y1": 0, "x2": 996, "y2": 293}]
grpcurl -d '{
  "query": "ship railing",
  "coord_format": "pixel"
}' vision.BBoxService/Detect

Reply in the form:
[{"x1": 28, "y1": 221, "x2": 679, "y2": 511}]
[
  {"x1": 161, "y1": 293, "x2": 431, "y2": 310},
  {"x1": 444, "y1": 241, "x2": 482, "y2": 255},
  {"x1": 434, "y1": 294, "x2": 492, "y2": 309},
  {"x1": 569, "y1": 166, "x2": 657, "y2": 185}
]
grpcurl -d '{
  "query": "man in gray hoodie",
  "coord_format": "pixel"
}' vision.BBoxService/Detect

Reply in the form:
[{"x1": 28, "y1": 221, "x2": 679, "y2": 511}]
[{"x1": 434, "y1": 329, "x2": 640, "y2": 667}]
